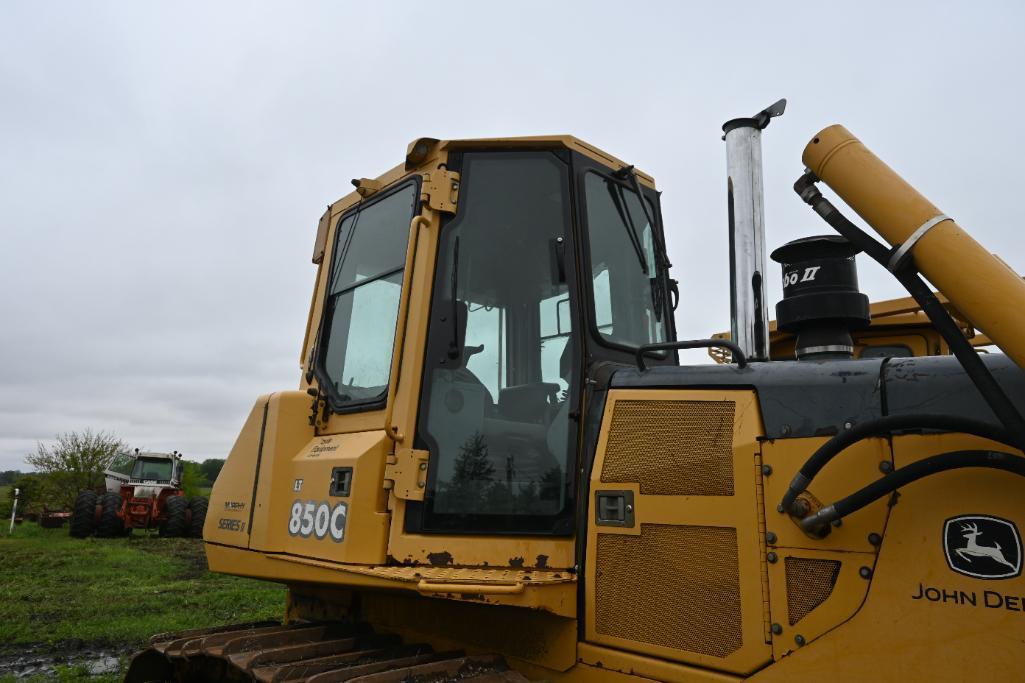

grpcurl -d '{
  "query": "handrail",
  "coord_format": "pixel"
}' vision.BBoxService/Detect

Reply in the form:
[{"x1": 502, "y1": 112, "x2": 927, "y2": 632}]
[
  {"x1": 417, "y1": 580, "x2": 525, "y2": 595},
  {"x1": 635, "y1": 339, "x2": 748, "y2": 371}
]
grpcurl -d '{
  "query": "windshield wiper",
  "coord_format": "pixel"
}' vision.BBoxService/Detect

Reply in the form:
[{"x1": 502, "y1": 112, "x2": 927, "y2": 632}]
[
  {"x1": 615, "y1": 165, "x2": 672, "y2": 271},
  {"x1": 605, "y1": 180, "x2": 649, "y2": 275},
  {"x1": 614, "y1": 165, "x2": 674, "y2": 322}
]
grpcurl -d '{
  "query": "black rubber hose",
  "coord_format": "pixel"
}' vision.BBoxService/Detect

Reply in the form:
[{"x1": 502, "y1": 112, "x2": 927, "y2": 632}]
[
  {"x1": 794, "y1": 174, "x2": 1025, "y2": 451},
  {"x1": 779, "y1": 414, "x2": 1017, "y2": 513},
  {"x1": 800, "y1": 450, "x2": 1025, "y2": 532}
]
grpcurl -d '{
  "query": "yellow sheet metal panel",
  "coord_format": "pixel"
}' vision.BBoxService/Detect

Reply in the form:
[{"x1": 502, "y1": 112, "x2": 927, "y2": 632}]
[
  {"x1": 203, "y1": 394, "x2": 271, "y2": 547},
  {"x1": 235, "y1": 391, "x2": 393, "y2": 565},
  {"x1": 272, "y1": 430, "x2": 391, "y2": 565},
  {"x1": 803, "y1": 125, "x2": 1025, "y2": 368},
  {"x1": 577, "y1": 643, "x2": 742, "y2": 683},
  {"x1": 765, "y1": 547, "x2": 873, "y2": 661},
  {"x1": 585, "y1": 389, "x2": 772, "y2": 676},
  {"x1": 246, "y1": 391, "x2": 316, "y2": 551},
  {"x1": 750, "y1": 432, "x2": 1025, "y2": 681},
  {"x1": 761, "y1": 437, "x2": 891, "y2": 554},
  {"x1": 358, "y1": 589, "x2": 579, "y2": 672}
]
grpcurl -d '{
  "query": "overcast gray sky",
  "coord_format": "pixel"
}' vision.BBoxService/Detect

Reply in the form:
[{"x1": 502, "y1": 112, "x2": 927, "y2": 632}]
[{"x1": 2, "y1": 1, "x2": 1023, "y2": 470}]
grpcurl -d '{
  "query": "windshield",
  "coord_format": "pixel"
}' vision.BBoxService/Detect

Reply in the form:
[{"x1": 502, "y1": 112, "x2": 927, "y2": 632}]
[
  {"x1": 132, "y1": 458, "x2": 174, "y2": 481},
  {"x1": 584, "y1": 172, "x2": 669, "y2": 348}
]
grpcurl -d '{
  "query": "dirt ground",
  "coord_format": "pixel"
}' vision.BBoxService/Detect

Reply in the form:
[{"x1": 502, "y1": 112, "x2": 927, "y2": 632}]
[{"x1": 0, "y1": 522, "x2": 284, "y2": 681}]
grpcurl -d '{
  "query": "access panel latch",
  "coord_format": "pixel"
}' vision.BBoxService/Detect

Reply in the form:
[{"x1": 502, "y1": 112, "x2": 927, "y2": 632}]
[
  {"x1": 384, "y1": 448, "x2": 430, "y2": 502},
  {"x1": 595, "y1": 490, "x2": 635, "y2": 528}
]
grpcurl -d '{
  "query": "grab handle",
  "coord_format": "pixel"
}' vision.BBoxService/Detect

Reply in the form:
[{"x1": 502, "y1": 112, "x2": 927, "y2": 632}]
[{"x1": 416, "y1": 580, "x2": 524, "y2": 595}]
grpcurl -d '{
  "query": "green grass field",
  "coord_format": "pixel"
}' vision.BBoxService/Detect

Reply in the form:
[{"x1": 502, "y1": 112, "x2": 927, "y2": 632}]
[{"x1": 0, "y1": 522, "x2": 285, "y2": 681}]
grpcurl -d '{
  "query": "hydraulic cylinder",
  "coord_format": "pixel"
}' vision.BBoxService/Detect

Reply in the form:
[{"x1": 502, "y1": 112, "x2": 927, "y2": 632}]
[{"x1": 803, "y1": 125, "x2": 1025, "y2": 369}]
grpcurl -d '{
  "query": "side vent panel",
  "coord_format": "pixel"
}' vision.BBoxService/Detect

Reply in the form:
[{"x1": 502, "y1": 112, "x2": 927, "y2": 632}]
[
  {"x1": 596, "y1": 524, "x2": 743, "y2": 658},
  {"x1": 601, "y1": 400, "x2": 736, "y2": 496},
  {"x1": 586, "y1": 389, "x2": 771, "y2": 675},
  {"x1": 785, "y1": 556, "x2": 842, "y2": 625}
]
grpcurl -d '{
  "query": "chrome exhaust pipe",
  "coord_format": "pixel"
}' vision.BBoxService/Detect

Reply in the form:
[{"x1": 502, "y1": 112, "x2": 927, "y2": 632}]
[{"x1": 722, "y1": 98, "x2": 786, "y2": 362}]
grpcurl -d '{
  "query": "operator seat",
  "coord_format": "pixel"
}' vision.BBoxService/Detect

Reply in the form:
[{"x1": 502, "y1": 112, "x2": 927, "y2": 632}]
[{"x1": 449, "y1": 301, "x2": 494, "y2": 408}]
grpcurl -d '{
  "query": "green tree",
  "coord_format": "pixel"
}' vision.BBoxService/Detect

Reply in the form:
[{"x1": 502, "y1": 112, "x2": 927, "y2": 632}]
[
  {"x1": 199, "y1": 458, "x2": 225, "y2": 483},
  {"x1": 181, "y1": 461, "x2": 204, "y2": 498},
  {"x1": 25, "y1": 430, "x2": 129, "y2": 508},
  {"x1": 2, "y1": 474, "x2": 45, "y2": 517}
]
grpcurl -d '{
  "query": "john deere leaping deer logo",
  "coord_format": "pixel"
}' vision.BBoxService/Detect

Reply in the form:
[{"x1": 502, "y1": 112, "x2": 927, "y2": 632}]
[{"x1": 943, "y1": 515, "x2": 1022, "y2": 580}]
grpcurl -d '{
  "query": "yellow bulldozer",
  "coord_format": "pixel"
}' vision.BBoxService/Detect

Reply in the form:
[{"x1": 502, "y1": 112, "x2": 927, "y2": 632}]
[{"x1": 127, "y1": 100, "x2": 1025, "y2": 682}]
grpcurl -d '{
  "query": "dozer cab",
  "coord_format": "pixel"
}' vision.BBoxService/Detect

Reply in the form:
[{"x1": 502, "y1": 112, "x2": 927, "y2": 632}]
[{"x1": 129, "y1": 101, "x2": 1025, "y2": 682}]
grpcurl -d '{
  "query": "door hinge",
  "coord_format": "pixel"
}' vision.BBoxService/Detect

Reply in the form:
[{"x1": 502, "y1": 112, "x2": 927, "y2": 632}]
[
  {"x1": 421, "y1": 170, "x2": 460, "y2": 214},
  {"x1": 384, "y1": 448, "x2": 430, "y2": 501}
]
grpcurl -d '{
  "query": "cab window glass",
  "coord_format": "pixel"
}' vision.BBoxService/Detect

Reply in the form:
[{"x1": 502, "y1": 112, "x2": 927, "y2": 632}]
[
  {"x1": 317, "y1": 183, "x2": 417, "y2": 407},
  {"x1": 584, "y1": 172, "x2": 668, "y2": 348}
]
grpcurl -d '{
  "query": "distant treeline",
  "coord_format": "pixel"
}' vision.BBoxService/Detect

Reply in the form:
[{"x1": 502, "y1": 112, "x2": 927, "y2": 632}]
[
  {"x1": 2, "y1": 458, "x2": 225, "y2": 518},
  {"x1": 0, "y1": 470, "x2": 23, "y2": 485}
]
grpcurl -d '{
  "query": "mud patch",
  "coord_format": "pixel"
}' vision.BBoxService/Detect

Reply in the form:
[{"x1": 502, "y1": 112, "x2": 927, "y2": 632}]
[{"x1": 0, "y1": 642, "x2": 132, "y2": 680}]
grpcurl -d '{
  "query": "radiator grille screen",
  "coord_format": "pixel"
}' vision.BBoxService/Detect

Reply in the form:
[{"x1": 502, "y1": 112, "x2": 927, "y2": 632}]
[
  {"x1": 785, "y1": 557, "x2": 841, "y2": 625},
  {"x1": 595, "y1": 524, "x2": 743, "y2": 658},
  {"x1": 601, "y1": 400, "x2": 736, "y2": 496}
]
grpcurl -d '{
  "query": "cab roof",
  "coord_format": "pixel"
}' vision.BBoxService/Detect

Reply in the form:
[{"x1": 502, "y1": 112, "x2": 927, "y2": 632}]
[{"x1": 326, "y1": 135, "x2": 655, "y2": 218}]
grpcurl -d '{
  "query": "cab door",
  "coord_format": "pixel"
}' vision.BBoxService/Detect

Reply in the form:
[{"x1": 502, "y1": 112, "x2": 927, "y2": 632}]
[{"x1": 388, "y1": 149, "x2": 582, "y2": 570}]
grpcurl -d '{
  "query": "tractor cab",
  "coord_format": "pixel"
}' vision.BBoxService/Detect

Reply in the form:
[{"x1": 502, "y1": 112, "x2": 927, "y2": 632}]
[{"x1": 129, "y1": 452, "x2": 181, "y2": 485}]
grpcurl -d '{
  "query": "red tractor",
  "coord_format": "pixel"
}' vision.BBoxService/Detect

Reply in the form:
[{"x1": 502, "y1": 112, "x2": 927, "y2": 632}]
[{"x1": 69, "y1": 451, "x2": 208, "y2": 538}]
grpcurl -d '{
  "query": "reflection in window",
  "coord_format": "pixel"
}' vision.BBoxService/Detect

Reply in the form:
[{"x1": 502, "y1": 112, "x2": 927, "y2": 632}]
[
  {"x1": 584, "y1": 172, "x2": 668, "y2": 348},
  {"x1": 318, "y1": 183, "x2": 417, "y2": 407},
  {"x1": 323, "y1": 272, "x2": 403, "y2": 399},
  {"x1": 417, "y1": 153, "x2": 575, "y2": 533}
]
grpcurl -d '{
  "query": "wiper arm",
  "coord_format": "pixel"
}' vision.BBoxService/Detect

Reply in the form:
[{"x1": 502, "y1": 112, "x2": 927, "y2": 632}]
[
  {"x1": 616, "y1": 165, "x2": 672, "y2": 271},
  {"x1": 605, "y1": 180, "x2": 648, "y2": 275},
  {"x1": 615, "y1": 165, "x2": 673, "y2": 322}
]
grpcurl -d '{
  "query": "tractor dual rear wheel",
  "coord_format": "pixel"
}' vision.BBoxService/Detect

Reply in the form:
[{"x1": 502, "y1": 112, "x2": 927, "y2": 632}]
[
  {"x1": 159, "y1": 496, "x2": 189, "y2": 537},
  {"x1": 96, "y1": 492, "x2": 125, "y2": 537},
  {"x1": 69, "y1": 490, "x2": 97, "y2": 538},
  {"x1": 188, "y1": 497, "x2": 208, "y2": 538}
]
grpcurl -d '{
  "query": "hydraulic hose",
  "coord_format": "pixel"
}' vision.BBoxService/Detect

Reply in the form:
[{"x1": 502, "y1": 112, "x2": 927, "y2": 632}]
[
  {"x1": 800, "y1": 450, "x2": 1025, "y2": 533},
  {"x1": 794, "y1": 173, "x2": 1025, "y2": 452},
  {"x1": 778, "y1": 414, "x2": 1017, "y2": 514}
]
